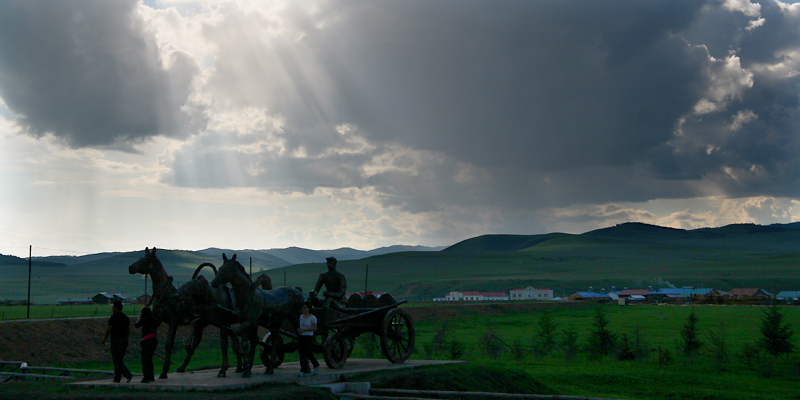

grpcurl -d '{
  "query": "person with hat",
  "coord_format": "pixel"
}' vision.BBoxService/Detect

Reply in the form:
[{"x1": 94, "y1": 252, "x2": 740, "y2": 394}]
[{"x1": 309, "y1": 257, "x2": 347, "y2": 310}]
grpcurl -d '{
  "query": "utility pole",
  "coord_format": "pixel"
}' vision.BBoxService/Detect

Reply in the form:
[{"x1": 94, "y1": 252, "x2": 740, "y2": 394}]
[{"x1": 27, "y1": 245, "x2": 31, "y2": 319}]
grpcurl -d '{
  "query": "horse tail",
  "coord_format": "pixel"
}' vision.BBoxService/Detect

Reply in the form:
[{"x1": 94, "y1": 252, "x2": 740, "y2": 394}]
[{"x1": 192, "y1": 263, "x2": 217, "y2": 280}]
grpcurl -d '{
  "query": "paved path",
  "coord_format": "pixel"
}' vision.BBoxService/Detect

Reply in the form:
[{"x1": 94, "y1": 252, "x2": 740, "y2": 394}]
[{"x1": 70, "y1": 359, "x2": 463, "y2": 392}]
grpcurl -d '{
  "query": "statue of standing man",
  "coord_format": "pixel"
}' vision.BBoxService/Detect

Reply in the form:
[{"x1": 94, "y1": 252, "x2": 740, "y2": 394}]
[{"x1": 309, "y1": 257, "x2": 347, "y2": 310}]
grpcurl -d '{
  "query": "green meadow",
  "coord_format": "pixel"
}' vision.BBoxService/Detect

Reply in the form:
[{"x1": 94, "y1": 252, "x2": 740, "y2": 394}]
[{"x1": 8, "y1": 302, "x2": 799, "y2": 400}]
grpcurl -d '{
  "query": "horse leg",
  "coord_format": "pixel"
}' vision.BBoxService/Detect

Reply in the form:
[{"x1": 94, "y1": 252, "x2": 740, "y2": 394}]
[
  {"x1": 242, "y1": 325, "x2": 258, "y2": 378},
  {"x1": 177, "y1": 321, "x2": 204, "y2": 373},
  {"x1": 218, "y1": 327, "x2": 229, "y2": 378},
  {"x1": 160, "y1": 324, "x2": 178, "y2": 379},
  {"x1": 264, "y1": 326, "x2": 277, "y2": 375},
  {"x1": 231, "y1": 332, "x2": 244, "y2": 373}
]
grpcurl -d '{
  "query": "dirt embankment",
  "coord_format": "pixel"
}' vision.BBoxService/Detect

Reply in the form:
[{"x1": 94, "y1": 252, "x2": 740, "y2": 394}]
[
  {"x1": 0, "y1": 302, "x2": 587, "y2": 366},
  {"x1": 0, "y1": 317, "x2": 201, "y2": 366}
]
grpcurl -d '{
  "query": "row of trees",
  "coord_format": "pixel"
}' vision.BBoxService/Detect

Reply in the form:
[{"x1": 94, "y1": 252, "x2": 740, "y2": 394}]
[{"x1": 420, "y1": 305, "x2": 796, "y2": 377}]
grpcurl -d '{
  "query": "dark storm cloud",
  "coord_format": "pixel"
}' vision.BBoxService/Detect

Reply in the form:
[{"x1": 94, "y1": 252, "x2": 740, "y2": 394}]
[
  {"x1": 205, "y1": 0, "x2": 710, "y2": 171},
  {"x1": 0, "y1": 0, "x2": 204, "y2": 148},
  {"x1": 659, "y1": 1, "x2": 800, "y2": 198},
  {"x1": 171, "y1": 0, "x2": 800, "y2": 213}
]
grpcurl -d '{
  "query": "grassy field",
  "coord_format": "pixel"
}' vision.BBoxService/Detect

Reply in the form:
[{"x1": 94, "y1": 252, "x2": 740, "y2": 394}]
[
  {"x1": 5, "y1": 302, "x2": 799, "y2": 399},
  {"x1": 0, "y1": 304, "x2": 146, "y2": 321}
]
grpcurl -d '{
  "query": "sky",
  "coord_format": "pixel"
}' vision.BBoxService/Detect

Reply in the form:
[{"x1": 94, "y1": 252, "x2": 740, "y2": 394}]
[{"x1": 2, "y1": 0, "x2": 800, "y2": 257}]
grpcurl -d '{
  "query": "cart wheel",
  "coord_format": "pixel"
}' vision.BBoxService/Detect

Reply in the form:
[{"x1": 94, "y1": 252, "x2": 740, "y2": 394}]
[
  {"x1": 323, "y1": 333, "x2": 349, "y2": 369},
  {"x1": 260, "y1": 333, "x2": 285, "y2": 369},
  {"x1": 380, "y1": 308, "x2": 415, "y2": 363}
]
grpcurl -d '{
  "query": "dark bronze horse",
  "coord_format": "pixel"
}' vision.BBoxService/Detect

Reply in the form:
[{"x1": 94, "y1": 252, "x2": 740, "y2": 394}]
[
  {"x1": 211, "y1": 254, "x2": 303, "y2": 378},
  {"x1": 128, "y1": 247, "x2": 243, "y2": 378}
]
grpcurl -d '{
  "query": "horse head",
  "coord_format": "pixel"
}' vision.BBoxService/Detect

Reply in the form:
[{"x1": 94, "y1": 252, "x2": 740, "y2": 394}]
[
  {"x1": 255, "y1": 274, "x2": 272, "y2": 290},
  {"x1": 211, "y1": 253, "x2": 249, "y2": 288},
  {"x1": 129, "y1": 247, "x2": 163, "y2": 276}
]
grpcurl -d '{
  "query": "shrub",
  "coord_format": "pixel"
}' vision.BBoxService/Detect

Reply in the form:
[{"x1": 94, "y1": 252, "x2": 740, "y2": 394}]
[
  {"x1": 446, "y1": 338, "x2": 467, "y2": 360},
  {"x1": 532, "y1": 311, "x2": 558, "y2": 356},
  {"x1": 707, "y1": 325, "x2": 730, "y2": 372},
  {"x1": 678, "y1": 309, "x2": 703, "y2": 360},
  {"x1": 560, "y1": 324, "x2": 579, "y2": 359},
  {"x1": 587, "y1": 306, "x2": 617, "y2": 358},
  {"x1": 616, "y1": 333, "x2": 636, "y2": 361},
  {"x1": 759, "y1": 305, "x2": 794, "y2": 358}
]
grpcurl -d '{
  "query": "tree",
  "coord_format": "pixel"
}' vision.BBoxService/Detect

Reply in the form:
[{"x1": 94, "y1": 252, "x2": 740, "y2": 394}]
[
  {"x1": 679, "y1": 309, "x2": 703, "y2": 358},
  {"x1": 533, "y1": 311, "x2": 558, "y2": 356},
  {"x1": 760, "y1": 305, "x2": 794, "y2": 358},
  {"x1": 587, "y1": 306, "x2": 617, "y2": 357}
]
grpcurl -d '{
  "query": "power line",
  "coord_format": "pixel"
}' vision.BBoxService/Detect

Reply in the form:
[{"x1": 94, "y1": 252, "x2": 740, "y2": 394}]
[{"x1": 32, "y1": 247, "x2": 93, "y2": 255}]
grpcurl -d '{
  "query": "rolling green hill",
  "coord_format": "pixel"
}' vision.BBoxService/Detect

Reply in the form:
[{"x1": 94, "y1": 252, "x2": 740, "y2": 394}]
[{"x1": 2, "y1": 222, "x2": 800, "y2": 304}]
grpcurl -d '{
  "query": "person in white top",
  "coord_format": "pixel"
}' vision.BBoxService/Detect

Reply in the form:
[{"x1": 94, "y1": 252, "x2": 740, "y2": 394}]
[{"x1": 297, "y1": 301, "x2": 320, "y2": 377}]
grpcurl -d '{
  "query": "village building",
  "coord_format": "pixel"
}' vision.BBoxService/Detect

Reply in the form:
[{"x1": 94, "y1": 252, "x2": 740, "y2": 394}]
[
  {"x1": 439, "y1": 291, "x2": 509, "y2": 301},
  {"x1": 91, "y1": 292, "x2": 128, "y2": 305},
  {"x1": 509, "y1": 286, "x2": 554, "y2": 301},
  {"x1": 58, "y1": 298, "x2": 93, "y2": 306},
  {"x1": 727, "y1": 288, "x2": 774, "y2": 302},
  {"x1": 776, "y1": 291, "x2": 800, "y2": 304},
  {"x1": 92, "y1": 292, "x2": 115, "y2": 304},
  {"x1": 568, "y1": 292, "x2": 611, "y2": 302},
  {"x1": 617, "y1": 289, "x2": 652, "y2": 299}
]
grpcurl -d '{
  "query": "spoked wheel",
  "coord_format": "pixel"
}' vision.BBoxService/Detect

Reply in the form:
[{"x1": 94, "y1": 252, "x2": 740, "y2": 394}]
[
  {"x1": 380, "y1": 308, "x2": 415, "y2": 363},
  {"x1": 323, "y1": 332, "x2": 349, "y2": 369},
  {"x1": 260, "y1": 332, "x2": 285, "y2": 368}
]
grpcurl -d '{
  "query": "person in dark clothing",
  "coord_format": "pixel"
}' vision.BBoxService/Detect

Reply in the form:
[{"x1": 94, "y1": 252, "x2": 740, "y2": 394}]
[
  {"x1": 101, "y1": 301, "x2": 133, "y2": 383},
  {"x1": 135, "y1": 307, "x2": 158, "y2": 383}
]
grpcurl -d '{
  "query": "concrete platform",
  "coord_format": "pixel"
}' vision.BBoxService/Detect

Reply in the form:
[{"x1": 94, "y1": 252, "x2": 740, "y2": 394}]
[{"x1": 70, "y1": 359, "x2": 464, "y2": 392}]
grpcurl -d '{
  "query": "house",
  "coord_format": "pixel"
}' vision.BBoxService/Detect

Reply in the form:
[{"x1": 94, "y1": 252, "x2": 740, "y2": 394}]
[
  {"x1": 92, "y1": 292, "x2": 115, "y2": 304},
  {"x1": 510, "y1": 286, "x2": 554, "y2": 301},
  {"x1": 58, "y1": 298, "x2": 92, "y2": 306},
  {"x1": 568, "y1": 292, "x2": 611, "y2": 302},
  {"x1": 775, "y1": 291, "x2": 800, "y2": 304},
  {"x1": 688, "y1": 288, "x2": 724, "y2": 304},
  {"x1": 617, "y1": 289, "x2": 651, "y2": 299},
  {"x1": 727, "y1": 288, "x2": 774, "y2": 302},
  {"x1": 136, "y1": 294, "x2": 152, "y2": 305},
  {"x1": 441, "y1": 290, "x2": 510, "y2": 301},
  {"x1": 647, "y1": 288, "x2": 717, "y2": 303},
  {"x1": 482, "y1": 292, "x2": 510, "y2": 301}
]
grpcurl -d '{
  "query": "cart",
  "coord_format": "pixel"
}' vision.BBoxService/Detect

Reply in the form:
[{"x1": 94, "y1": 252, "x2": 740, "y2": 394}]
[{"x1": 258, "y1": 294, "x2": 415, "y2": 369}]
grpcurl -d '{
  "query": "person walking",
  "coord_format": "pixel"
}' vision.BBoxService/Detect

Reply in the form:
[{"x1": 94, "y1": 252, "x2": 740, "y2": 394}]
[
  {"x1": 101, "y1": 301, "x2": 133, "y2": 383},
  {"x1": 135, "y1": 306, "x2": 158, "y2": 383},
  {"x1": 296, "y1": 301, "x2": 320, "y2": 377}
]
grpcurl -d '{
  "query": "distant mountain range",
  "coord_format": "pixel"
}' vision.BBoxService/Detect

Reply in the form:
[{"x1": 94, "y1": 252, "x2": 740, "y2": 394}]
[
  {"x1": 3, "y1": 222, "x2": 800, "y2": 304},
  {"x1": 0, "y1": 244, "x2": 447, "y2": 269}
]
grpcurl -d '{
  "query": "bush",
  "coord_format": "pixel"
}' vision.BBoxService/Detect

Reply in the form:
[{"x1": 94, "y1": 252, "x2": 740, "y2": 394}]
[
  {"x1": 707, "y1": 325, "x2": 731, "y2": 372},
  {"x1": 616, "y1": 333, "x2": 636, "y2": 361},
  {"x1": 678, "y1": 309, "x2": 703, "y2": 360},
  {"x1": 759, "y1": 305, "x2": 794, "y2": 358},
  {"x1": 560, "y1": 324, "x2": 579, "y2": 359},
  {"x1": 532, "y1": 311, "x2": 558, "y2": 356},
  {"x1": 478, "y1": 330, "x2": 507, "y2": 358},
  {"x1": 446, "y1": 338, "x2": 467, "y2": 360},
  {"x1": 587, "y1": 306, "x2": 617, "y2": 358}
]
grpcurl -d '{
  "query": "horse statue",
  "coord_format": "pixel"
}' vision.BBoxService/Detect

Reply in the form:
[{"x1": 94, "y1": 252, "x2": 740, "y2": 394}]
[
  {"x1": 128, "y1": 247, "x2": 244, "y2": 378},
  {"x1": 211, "y1": 253, "x2": 304, "y2": 378}
]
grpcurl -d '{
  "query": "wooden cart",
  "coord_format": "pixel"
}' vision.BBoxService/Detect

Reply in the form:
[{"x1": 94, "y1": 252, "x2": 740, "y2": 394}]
[{"x1": 259, "y1": 295, "x2": 415, "y2": 369}]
